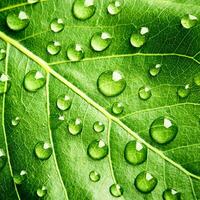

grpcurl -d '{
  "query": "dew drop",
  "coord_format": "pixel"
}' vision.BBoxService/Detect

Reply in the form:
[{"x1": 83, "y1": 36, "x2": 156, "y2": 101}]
[
  {"x1": 134, "y1": 171, "x2": 157, "y2": 193},
  {"x1": 177, "y1": 84, "x2": 190, "y2": 98},
  {"x1": 68, "y1": 118, "x2": 83, "y2": 135},
  {"x1": 0, "y1": 73, "x2": 11, "y2": 95},
  {"x1": 93, "y1": 121, "x2": 105, "y2": 133},
  {"x1": 57, "y1": 95, "x2": 72, "y2": 111},
  {"x1": 163, "y1": 189, "x2": 181, "y2": 200},
  {"x1": 109, "y1": 184, "x2": 123, "y2": 197},
  {"x1": 12, "y1": 117, "x2": 20, "y2": 126},
  {"x1": 138, "y1": 86, "x2": 152, "y2": 100},
  {"x1": 149, "y1": 64, "x2": 161, "y2": 77},
  {"x1": 37, "y1": 186, "x2": 47, "y2": 198},
  {"x1": 112, "y1": 102, "x2": 124, "y2": 115},
  {"x1": 13, "y1": 170, "x2": 27, "y2": 184},
  {"x1": 67, "y1": 43, "x2": 84, "y2": 61},
  {"x1": 149, "y1": 116, "x2": 178, "y2": 144},
  {"x1": 50, "y1": 18, "x2": 64, "y2": 33},
  {"x1": 0, "y1": 149, "x2": 6, "y2": 170},
  {"x1": 97, "y1": 70, "x2": 126, "y2": 97},
  {"x1": 194, "y1": 73, "x2": 200, "y2": 86},
  {"x1": 89, "y1": 170, "x2": 100, "y2": 182},
  {"x1": 181, "y1": 14, "x2": 198, "y2": 29},
  {"x1": 0, "y1": 49, "x2": 6, "y2": 61},
  {"x1": 87, "y1": 139, "x2": 108, "y2": 160},
  {"x1": 34, "y1": 141, "x2": 52, "y2": 160},
  {"x1": 107, "y1": 1, "x2": 123, "y2": 15},
  {"x1": 24, "y1": 70, "x2": 46, "y2": 92},
  {"x1": 47, "y1": 41, "x2": 61, "y2": 55},
  {"x1": 124, "y1": 141, "x2": 147, "y2": 165},
  {"x1": 91, "y1": 32, "x2": 112, "y2": 52},
  {"x1": 72, "y1": 0, "x2": 96, "y2": 20},
  {"x1": 27, "y1": 0, "x2": 39, "y2": 4},
  {"x1": 130, "y1": 27, "x2": 149, "y2": 48},
  {"x1": 6, "y1": 11, "x2": 30, "y2": 31}
]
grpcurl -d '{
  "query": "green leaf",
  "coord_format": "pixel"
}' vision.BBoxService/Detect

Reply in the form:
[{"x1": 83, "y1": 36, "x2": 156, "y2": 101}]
[{"x1": 0, "y1": 0, "x2": 200, "y2": 199}]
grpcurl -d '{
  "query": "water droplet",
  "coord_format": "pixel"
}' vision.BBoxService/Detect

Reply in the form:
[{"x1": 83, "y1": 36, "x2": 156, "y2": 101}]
[
  {"x1": 24, "y1": 70, "x2": 46, "y2": 92},
  {"x1": 12, "y1": 117, "x2": 20, "y2": 126},
  {"x1": 149, "y1": 64, "x2": 161, "y2": 77},
  {"x1": 130, "y1": 27, "x2": 149, "y2": 48},
  {"x1": 27, "y1": 0, "x2": 39, "y2": 4},
  {"x1": 138, "y1": 86, "x2": 152, "y2": 100},
  {"x1": 87, "y1": 139, "x2": 108, "y2": 160},
  {"x1": 72, "y1": 0, "x2": 96, "y2": 20},
  {"x1": 6, "y1": 11, "x2": 30, "y2": 31},
  {"x1": 177, "y1": 84, "x2": 190, "y2": 98},
  {"x1": 149, "y1": 116, "x2": 178, "y2": 144},
  {"x1": 47, "y1": 41, "x2": 61, "y2": 55},
  {"x1": 67, "y1": 43, "x2": 84, "y2": 61},
  {"x1": 89, "y1": 170, "x2": 100, "y2": 182},
  {"x1": 93, "y1": 121, "x2": 105, "y2": 133},
  {"x1": 134, "y1": 171, "x2": 157, "y2": 193},
  {"x1": 0, "y1": 49, "x2": 6, "y2": 61},
  {"x1": 109, "y1": 184, "x2": 123, "y2": 197},
  {"x1": 181, "y1": 14, "x2": 198, "y2": 29},
  {"x1": 34, "y1": 141, "x2": 52, "y2": 160},
  {"x1": 163, "y1": 189, "x2": 181, "y2": 200},
  {"x1": 13, "y1": 170, "x2": 27, "y2": 184},
  {"x1": 57, "y1": 95, "x2": 72, "y2": 111},
  {"x1": 97, "y1": 70, "x2": 126, "y2": 97},
  {"x1": 68, "y1": 118, "x2": 83, "y2": 135},
  {"x1": 124, "y1": 141, "x2": 147, "y2": 165},
  {"x1": 37, "y1": 186, "x2": 47, "y2": 198},
  {"x1": 0, "y1": 149, "x2": 6, "y2": 170},
  {"x1": 91, "y1": 32, "x2": 112, "y2": 52},
  {"x1": 194, "y1": 73, "x2": 200, "y2": 86},
  {"x1": 50, "y1": 18, "x2": 64, "y2": 33},
  {"x1": 112, "y1": 102, "x2": 124, "y2": 115},
  {"x1": 0, "y1": 73, "x2": 11, "y2": 95},
  {"x1": 107, "y1": 1, "x2": 123, "y2": 15}
]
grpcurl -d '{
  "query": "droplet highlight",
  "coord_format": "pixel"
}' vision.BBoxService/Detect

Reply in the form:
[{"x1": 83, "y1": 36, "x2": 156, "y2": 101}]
[
  {"x1": 0, "y1": 149, "x2": 6, "y2": 170},
  {"x1": 107, "y1": 1, "x2": 123, "y2": 15},
  {"x1": 181, "y1": 14, "x2": 198, "y2": 29},
  {"x1": 12, "y1": 117, "x2": 20, "y2": 126},
  {"x1": 93, "y1": 121, "x2": 105, "y2": 133},
  {"x1": 34, "y1": 141, "x2": 52, "y2": 160},
  {"x1": 149, "y1": 64, "x2": 161, "y2": 77},
  {"x1": 68, "y1": 118, "x2": 83, "y2": 135},
  {"x1": 110, "y1": 184, "x2": 123, "y2": 197},
  {"x1": 138, "y1": 86, "x2": 152, "y2": 100},
  {"x1": 0, "y1": 49, "x2": 6, "y2": 61},
  {"x1": 0, "y1": 73, "x2": 11, "y2": 95},
  {"x1": 37, "y1": 186, "x2": 47, "y2": 198},
  {"x1": 57, "y1": 95, "x2": 72, "y2": 111},
  {"x1": 13, "y1": 170, "x2": 27, "y2": 184},
  {"x1": 67, "y1": 44, "x2": 84, "y2": 61},
  {"x1": 177, "y1": 84, "x2": 190, "y2": 98},
  {"x1": 50, "y1": 18, "x2": 64, "y2": 33},
  {"x1": 47, "y1": 41, "x2": 61, "y2": 55},
  {"x1": 89, "y1": 170, "x2": 100, "y2": 182},
  {"x1": 163, "y1": 189, "x2": 181, "y2": 200},
  {"x1": 112, "y1": 102, "x2": 124, "y2": 115}
]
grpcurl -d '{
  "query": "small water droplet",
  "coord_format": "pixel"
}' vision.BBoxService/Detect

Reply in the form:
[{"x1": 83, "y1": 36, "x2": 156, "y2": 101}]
[
  {"x1": 57, "y1": 95, "x2": 72, "y2": 111},
  {"x1": 0, "y1": 149, "x2": 6, "y2": 170},
  {"x1": 24, "y1": 70, "x2": 46, "y2": 92},
  {"x1": 124, "y1": 141, "x2": 147, "y2": 165},
  {"x1": 0, "y1": 49, "x2": 6, "y2": 61},
  {"x1": 34, "y1": 141, "x2": 52, "y2": 160},
  {"x1": 89, "y1": 170, "x2": 100, "y2": 182},
  {"x1": 181, "y1": 14, "x2": 198, "y2": 29},
  {"x1": 97, "y1": 70, "x2": 126, "y2": 97},
  {"x1": 138, "y1": 86, "x2": 152, "y2": 100},
  {"x1": 107, "y1": 1, "x2": 123, "y2": 15},
  {"x1": 177, "y1": 84, "x2": 190, "y2": 98},
  {"x1": 149, "y1": 116, "x2": 178, "y2": 144},
  {"x1": 87, "y1": 139, "x2": 108, "y2": 160},
  {"x1": 27, "y1": 0, "x2": 39, "y2": 4},
  {"x1": 6, "y1": 11, "x2": 30, "y2": 31},
  {"x1": 134, "y1": 171, "x2": 157, "y2": 193},
  {"x1": 109, "y1": 184, "x2": 123, "y2": 197},
  {"x1": 163, "y1": 189, "x2": 181, "y2": 200},
  {"x1": 112, "y1": 102, "x2": 124, "y2": 115},
  {"x1": 194, "y1": 73, "x2": 200, "y2": 86},
  {"x1": 0, "y1": 73, "x2": 11, "y2": 95},
  {"x1": 91, "y1": 32, "x2": 112, "y2": 52},
  {"x1": 73, "y1": 0, "x2": 96, "y2": 20},
  {"x1": 67, "y1": 43, "x2": 84, "y2": 61},
  {"x1": 93, "y1": 121, "x2": 105, "y2": 133},
  {"x1": 37, "y1": 186, "x2": 47, "y2": 198},
  {"x1": 13, "y1": 170, "x2": 27, "y2": 184},
  {"x1": 149, "y1": 64, "x2": 161, "y2": 77},
  {"x1": 50, "y1": 18, "x2": 64, "y2": 33},
  {"x1": 130, "y1": 27, "x2": 149, "y2": 48},
  {"x1": 68, "y1": 118, "x2": 83, "y2": 135},
  {"x1": 47, "y1": 41, "x2": 61, "y2": 55},
  {"x1": 12, "y1": 117, "x2": 20, "y2": 126}
]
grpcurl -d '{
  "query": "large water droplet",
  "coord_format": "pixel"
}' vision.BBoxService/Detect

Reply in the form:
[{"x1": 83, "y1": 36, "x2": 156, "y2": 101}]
[
  {"x1": 6, "y1": 11, "x2": 30, "y2": 31},
  {"x1": 138, "y1": 86, "x2": 152, "y2": 100},
  {"x1": 194, "y1": 73, "x2": 200, "y2": 86},
  {"x1": 13, "y1": 170, "x2": 27, "y2": 184},
  {"x1": 134, "y1": 171, "x2": 157, "y2": 193},
  {"x1": 57, "y1": 95, "x2": 72, "y2": 111},
  {"x1": 50, "y1": 18, "x2": 64, "y2": 33},
  {"x1": 112, "y1": 102, "x2": 124, "y2": 115},
  {"x1": 149, "y1": 64, "x2": 161, "y2": 77},
  {"x1": 130, "y1": 27, "x2": 149, "y2": 48},
  {"x1": 89, "y1": 170, "x2": 100, "y2": 182},
  {"x1": 67, "y1": 44, "x2": 84, "y2": 61},
  {"x1": 163, "y1": 189, "x2": 181, "y2": 200},
  {"x1": 149, "y1": 117, "x2": 178, "y2": 144},
  {"x1": 177, "y1": 84, "x2": 190, "y2": 98},
  {"x1": 37, "y1": 186, "x2": 47, "y2": 198},
  {"x1": 0, "y1": 149, "x2": 6, "y2": 170},
  {"x1": 73, "y1": 0, "x2": 96, "y2": 20},
  {"x1": 181, "y1": 14, "x2": 198, "y2": 29},
  {"x1": 107, "y1": 1, "x2": 123, "y2": 15},
  {"x1": 68, "y1": 118, "x2": 83, "y2": 135},
  {"x1": 12, "y1": 117, "x2": 20, "y2": 126},
  {"x1": 91, "y1": 32, "x2": 112, "y2": 52},
  {"x1": 0, "y1": 73, "x2": 11, "y2": 95},
  {"x1": 34, "y1": 141, "x2": 52, "y2": 160},
  {"x1": 24, "y1": 70, "x2": 46, "y2": 92},
  {"x1": 97, "y1": 70, "x2": 126, "y2": 97},
  {"x1": 47, "y1": 41, "x2": 61, "y2": 55},
  {"x1": 93, "y1": 121, "x2": 105, "y2": 133},
  {"x1": 0, "y1": 49, "x2": 6, "y2": 61},
  {"x1": 109, "y1": 184, "x2": 123, "y2": 197},
  {"x1": 87, "y1": 139, "x2": 108, "y2": 160},
  {"x1": 124, "y1": 141, "x2": 147, "y2": 165}
]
